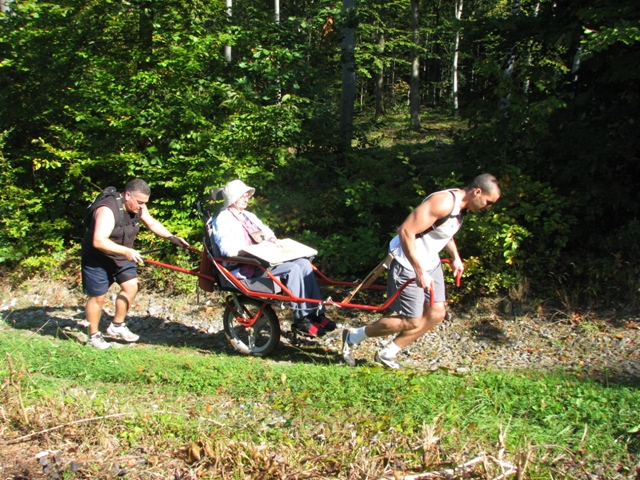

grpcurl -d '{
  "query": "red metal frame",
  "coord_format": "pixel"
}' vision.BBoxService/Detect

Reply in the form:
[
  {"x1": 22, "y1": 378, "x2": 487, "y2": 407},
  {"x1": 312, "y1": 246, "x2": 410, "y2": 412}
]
[
  {"x1": 143, "y1": 247, "x2": 461, "y2": 325},
  {"x1": 225, "y1": 296, "x2": 271, "y2": 328}
]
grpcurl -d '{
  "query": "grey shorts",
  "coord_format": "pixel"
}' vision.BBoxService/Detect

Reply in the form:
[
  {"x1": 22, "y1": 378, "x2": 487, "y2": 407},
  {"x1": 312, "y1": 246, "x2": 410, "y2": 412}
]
[{"x1": 387, "y1": 259, "x2": 445, "y2": 318}]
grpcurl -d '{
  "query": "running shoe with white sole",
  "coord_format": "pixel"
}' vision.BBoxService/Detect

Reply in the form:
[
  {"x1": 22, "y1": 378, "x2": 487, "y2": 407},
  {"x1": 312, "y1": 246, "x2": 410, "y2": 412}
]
[
  {"x1": 88, "y1": 332, "x2": 111, "y2": 349},
  {"x1": 106, "y1": 322, "x2": 139, "y2": 342},
  {"x1": 374, "y1": 351, "x2": 403, "y2": 370},
  {"x1": 341, "y1": 329, "x2": 356, "y2": 367}
]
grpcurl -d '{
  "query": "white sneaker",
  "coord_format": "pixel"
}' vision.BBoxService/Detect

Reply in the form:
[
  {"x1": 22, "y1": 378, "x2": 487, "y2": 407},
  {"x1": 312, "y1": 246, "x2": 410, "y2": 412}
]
[
  {"x1": 88, "y1": 332, "x2": 111, "y2": 349},
  {"x1": 341, "y1": 329, "x2": 356, "y2": 367},
  {"x1": 374, "y1": 352, "x2": 403, "y2": 370},
  {"x1": 106, "y1": 322, "x2": 139, "y2": 343}
]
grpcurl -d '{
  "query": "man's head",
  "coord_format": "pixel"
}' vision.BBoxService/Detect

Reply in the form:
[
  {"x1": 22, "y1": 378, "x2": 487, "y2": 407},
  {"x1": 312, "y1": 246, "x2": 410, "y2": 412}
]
[
  {"x1": 123, "y1": 179, "x2": 151, "y2": 214},
  {"x1": 463, "y1": 174, "x2": 501, "y2": 213}
]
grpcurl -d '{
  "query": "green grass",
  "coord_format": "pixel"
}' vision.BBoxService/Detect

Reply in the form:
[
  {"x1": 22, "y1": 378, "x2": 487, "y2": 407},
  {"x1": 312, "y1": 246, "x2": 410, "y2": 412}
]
[{"x1": 1, "y1": 327, "x2": 638, "y2": 478}]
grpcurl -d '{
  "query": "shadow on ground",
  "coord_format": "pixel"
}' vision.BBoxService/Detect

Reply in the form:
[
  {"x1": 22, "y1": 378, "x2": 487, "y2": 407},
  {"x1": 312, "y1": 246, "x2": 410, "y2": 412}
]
[{"x1": 2, "y1": 304, "x2": 338, "y2": 366}]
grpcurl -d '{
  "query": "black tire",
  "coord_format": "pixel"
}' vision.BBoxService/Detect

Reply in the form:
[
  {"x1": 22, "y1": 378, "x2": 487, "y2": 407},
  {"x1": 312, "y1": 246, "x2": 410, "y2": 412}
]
[{"x1": 222, "y1": 296, "x2": 281, "y2": 356}]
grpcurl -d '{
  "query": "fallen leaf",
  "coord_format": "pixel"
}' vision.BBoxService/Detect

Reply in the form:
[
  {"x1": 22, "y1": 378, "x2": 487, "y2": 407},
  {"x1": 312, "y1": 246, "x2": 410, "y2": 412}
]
[{"x1": 188, "y1": 443, "x2": 201, "y2": 463}]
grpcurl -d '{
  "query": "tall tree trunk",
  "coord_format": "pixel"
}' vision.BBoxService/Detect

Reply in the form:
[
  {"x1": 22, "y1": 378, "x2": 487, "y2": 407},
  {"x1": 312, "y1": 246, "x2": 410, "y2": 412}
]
[
  {"x1": 138, "y1": 0, "x2": 154, "y2": 71},
  {"x1": 339, "y1": 0, "x2": 357, "y2": 151},
  {"x1": 523, "y1": 0, "x2": 539, "y2": 94},
  {"x1": 275, "y1": 0, "x2": 281, "y2": 103},
  {"x1": 409, "y1": 0, "x2": 421, "y2": 131},
  {"x1": 225, "y1": 0, "x2": 233, "y2": 63},
  {"x1": 499, "y1": 0, "x2": 521, "y2": 110},
  {"x1": 571, "y1": 46, "x2": 582, "y2": 82},
  {"x1": 452, "y1": 0, "x2": 463, "y2": 116},
  {"x1": 375, "y1": 30, "x2": 385, "y2": 119}
]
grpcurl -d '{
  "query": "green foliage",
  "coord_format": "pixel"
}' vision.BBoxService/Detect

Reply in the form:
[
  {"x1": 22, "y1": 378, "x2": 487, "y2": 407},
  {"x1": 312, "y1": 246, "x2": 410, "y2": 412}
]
[
  {"x1": 1, "y1": 0, "x2": 639, "y2": 308},
  {"x1": 0, "y1": 0, "x2": 339, "y2": 269},
  {"x1": 1, "y1": 329, "x2": 638, "y2": 476},
  {"x1": 454, "y1": 0, "x2": 640, "y2": 305},
  {"x1": 563, "y1": 220, "x2": 640, "y2": 307},
  {"x1": 454, "y1": 166, "x2": 576, "y2": 297},
  {"x1": 0, "y1": 132, "x2": 69, "y2": 267}
]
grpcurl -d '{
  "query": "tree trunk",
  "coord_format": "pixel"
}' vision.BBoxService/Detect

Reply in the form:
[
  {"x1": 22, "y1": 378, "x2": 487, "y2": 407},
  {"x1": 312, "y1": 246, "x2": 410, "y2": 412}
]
[
  {"x1": 452, "y1": 0, "x2": 463, "y2": 116},
  {"x1": 409, "y1": 0, "x2": 421, "y2": 131},
  {"x1": 499, "y1": 0, "x2": 521, "y2": 110},
  {"x1": 225, "y1": 0, "x2": 233, "y2": 63},
  {"x1": 339, "y1": 0, "x2": 357, "y2": 151},
  {"x1": 523, "y1": 0, "x2": 539, "y2": 94},
  {"x1": 275, "y1": 0, "x2": 281, "y2": 103},
  {"x1": 375, "y1": 30, "x2": 385, "y2": 119},
  {"x1": 571, "y1": 46, "x2": 582, "y2": 82},
  {"x1": 138, "y1": 0, "x2": 154, "y2": 71}
]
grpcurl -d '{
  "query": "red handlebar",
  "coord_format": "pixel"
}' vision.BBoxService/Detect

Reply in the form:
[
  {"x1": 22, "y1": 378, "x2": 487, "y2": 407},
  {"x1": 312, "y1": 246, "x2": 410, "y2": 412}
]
[{"x1": 426, "y1": 259, "x2": 462, "y2": 307}]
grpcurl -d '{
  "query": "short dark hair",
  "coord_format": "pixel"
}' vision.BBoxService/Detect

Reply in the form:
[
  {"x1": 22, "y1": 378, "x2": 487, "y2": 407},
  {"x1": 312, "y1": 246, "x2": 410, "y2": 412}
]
[
  {"x1": 466, "y1": 174, "x2": 500, "y2": 194},
  {"x1": 124, "y1": 178, "x2": 151, "y2": 196}
]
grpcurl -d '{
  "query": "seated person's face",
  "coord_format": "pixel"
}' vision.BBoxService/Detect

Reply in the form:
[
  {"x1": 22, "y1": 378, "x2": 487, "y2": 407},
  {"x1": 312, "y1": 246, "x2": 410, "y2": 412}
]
[{"x1": 231, "y1": 192, "x2": 252, "y2": 211}]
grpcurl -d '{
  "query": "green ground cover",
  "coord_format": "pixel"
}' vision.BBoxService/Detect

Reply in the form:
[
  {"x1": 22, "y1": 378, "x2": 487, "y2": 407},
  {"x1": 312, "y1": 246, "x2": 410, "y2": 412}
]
[{"x1": 1, "y1": 327, "x2": 638, "y2": 478}]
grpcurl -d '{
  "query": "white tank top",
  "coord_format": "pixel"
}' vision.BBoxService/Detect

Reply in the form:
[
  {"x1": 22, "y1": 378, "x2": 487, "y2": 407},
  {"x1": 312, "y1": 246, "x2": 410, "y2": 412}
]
[{"x1": 389, "y1": 189, "x2": 463, "y2": 271}]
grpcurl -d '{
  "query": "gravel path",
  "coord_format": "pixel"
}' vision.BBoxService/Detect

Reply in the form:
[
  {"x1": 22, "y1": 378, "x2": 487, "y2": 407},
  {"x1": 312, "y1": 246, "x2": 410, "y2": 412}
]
[{"x1": 1, "y1": 279, "x2": 639, "y2": 385}]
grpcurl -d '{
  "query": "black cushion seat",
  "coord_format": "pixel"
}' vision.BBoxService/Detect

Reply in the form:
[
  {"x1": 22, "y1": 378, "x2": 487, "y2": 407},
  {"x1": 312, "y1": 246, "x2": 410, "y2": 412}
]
[{"x1": 203, "y1": 226, "x2": 281, "y2": 294}]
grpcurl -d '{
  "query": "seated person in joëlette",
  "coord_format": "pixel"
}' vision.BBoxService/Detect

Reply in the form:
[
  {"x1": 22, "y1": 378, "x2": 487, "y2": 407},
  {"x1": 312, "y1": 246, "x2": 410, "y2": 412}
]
[{"x1": 211, "y1": 179, "x2": 336, "y2": 338}]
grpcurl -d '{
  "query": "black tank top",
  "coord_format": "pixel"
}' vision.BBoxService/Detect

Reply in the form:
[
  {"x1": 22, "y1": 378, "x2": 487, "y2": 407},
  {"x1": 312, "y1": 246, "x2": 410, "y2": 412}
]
[{"x1": 82, "y1": 194, "x2": 141, "y2": 267}]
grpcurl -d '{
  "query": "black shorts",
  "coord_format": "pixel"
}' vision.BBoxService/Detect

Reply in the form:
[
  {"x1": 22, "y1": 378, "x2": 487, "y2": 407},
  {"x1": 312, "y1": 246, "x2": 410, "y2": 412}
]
[{"x1": 82, "y1": 257, "x2": 137, "y2": 296}]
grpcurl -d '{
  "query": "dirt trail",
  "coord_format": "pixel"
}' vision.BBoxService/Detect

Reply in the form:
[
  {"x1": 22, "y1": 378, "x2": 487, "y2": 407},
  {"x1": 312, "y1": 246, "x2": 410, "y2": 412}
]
[{"x1": 2, "y1": 277, "x2": 639, "y2": 385}]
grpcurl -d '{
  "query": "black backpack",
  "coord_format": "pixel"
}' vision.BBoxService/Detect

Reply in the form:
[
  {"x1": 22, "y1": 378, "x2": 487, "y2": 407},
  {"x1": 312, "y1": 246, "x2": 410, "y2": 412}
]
[{"x1": 84, "y1": 186, "x2": 125, "y2": 231}]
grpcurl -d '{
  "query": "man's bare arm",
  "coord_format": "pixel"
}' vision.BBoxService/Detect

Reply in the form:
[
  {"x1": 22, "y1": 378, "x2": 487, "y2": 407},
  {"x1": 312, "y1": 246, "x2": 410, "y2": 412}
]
[
  {"x1": 139, "y1": 207, "x2": 189, "y2": 247},
  {"x1": 92, "y1": 207, "x2": 144, "y2": 263},
  {"x1": 397, "y1": 191, "x2": 455, "y2": 289}
]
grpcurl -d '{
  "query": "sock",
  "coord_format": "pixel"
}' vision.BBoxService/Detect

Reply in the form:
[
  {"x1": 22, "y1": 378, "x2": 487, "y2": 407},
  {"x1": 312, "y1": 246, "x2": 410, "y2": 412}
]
[
  {"x1": 379, "y1": 341, "x2": 401, "y2": 359},
  {"x1": 111, "y1": 322, "x2": 124, "y2": 327},
  {"x1": 349, "y1": 327, "x2": 368, "y2": 345},
  {"x1": 90, "y1": 332, "x2": 101, "y2": 338}
]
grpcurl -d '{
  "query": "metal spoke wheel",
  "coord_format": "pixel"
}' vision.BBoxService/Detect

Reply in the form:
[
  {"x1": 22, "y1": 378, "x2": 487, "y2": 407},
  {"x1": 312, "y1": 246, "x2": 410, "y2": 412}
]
[{"x1": 222, "y1": 295, "x2": 281, "y2": 356}]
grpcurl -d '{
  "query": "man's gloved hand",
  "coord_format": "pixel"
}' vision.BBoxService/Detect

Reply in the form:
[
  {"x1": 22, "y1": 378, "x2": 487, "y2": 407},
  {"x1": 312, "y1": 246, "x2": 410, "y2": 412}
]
[{"x1": 168, "y1": 235, "x2": 190, "y2": 248}]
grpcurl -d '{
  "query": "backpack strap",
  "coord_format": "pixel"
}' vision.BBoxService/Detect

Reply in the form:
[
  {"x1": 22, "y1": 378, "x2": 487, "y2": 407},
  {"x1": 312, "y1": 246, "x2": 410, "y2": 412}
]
[
  {"x1": 415, "y1": 190, "x2": 463, "y2": 239},
  {"x1": 86, "y1": 187, "x2": 123, "y2": 223},
  {"x1": 85, "y1": 188, "x2": 128, "y2": 243},
  {"x1": 114, "y1": 192, "x2": 129, "y2": 244}
]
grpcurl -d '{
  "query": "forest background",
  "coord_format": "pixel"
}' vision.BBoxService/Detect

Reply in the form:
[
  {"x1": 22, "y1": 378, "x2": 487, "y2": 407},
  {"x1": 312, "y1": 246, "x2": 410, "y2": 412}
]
[{"x1": 0, "y1": 0, "x2": 638, "y2": 310}]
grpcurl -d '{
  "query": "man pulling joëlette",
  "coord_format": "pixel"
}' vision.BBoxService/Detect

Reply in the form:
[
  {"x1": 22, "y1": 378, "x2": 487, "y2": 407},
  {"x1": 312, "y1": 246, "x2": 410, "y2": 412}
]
[{"x1": 341, "y1": 174, "x2": 501, "y2": 369}]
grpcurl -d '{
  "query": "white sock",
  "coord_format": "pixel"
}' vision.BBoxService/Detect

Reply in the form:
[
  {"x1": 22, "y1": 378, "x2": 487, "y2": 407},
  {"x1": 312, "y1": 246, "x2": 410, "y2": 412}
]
[
  {"x1": 348, "y1": 327, "x2": 368, "y2": 345},
  {"x1": 379, "y1": 341, "x2": 401, "y2": 359}
]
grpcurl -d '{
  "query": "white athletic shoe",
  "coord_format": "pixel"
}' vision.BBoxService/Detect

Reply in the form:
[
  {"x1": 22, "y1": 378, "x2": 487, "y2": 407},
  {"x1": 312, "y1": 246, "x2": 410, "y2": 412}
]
[
  {"x1": 88, "y1": 332, "x2": 111, "y2": 350},
  {"x1": 374, "y1": 352, "x2": 403, "y2": 370},
  {"x1": 106, "y1": 322, "x2": 139, "y2": 343},
  {"x1": 341, "y1": 329, "x2": 356, "y2": 367}
]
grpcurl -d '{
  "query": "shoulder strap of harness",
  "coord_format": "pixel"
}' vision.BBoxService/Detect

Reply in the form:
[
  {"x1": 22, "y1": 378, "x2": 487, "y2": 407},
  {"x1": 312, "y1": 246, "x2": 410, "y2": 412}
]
[
  {"x1": 415, "y1": 190, "x2": 463, "y2": 239},
  {"x1": 114, "y1": 193, "x2": 125, "y2": 231}
]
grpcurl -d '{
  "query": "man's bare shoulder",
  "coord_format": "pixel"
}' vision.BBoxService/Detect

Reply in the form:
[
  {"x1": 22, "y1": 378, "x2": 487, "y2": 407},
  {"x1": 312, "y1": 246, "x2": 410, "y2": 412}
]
[
  {"x1": 94, "y1": 204, "x2": 116, "y2": 220},
  {"x1": 419, "y1": 190, "x2": 456, "y2": 217}
]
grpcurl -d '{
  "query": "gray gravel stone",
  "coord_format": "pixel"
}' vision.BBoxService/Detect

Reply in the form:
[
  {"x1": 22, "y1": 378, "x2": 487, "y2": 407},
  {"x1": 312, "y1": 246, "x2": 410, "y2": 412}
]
[{"x1": 1, "y1": 282, "x2": 639, "y2": 384}]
